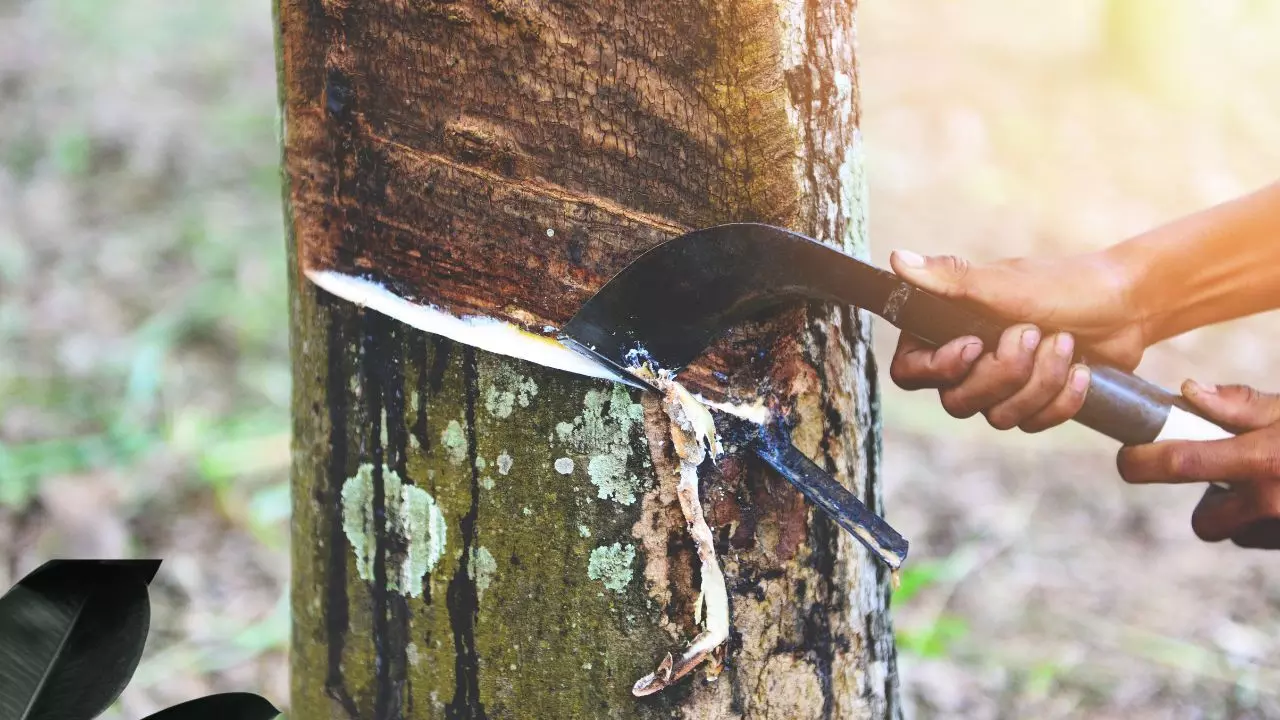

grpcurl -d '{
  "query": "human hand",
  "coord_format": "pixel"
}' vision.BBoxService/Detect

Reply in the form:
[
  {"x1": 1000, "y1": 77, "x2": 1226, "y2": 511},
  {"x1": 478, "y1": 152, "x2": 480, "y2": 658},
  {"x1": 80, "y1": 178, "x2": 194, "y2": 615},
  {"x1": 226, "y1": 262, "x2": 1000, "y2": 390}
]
[
  {"x1": 887, "y1": 250, "x2": 1149, "y2": 432},
  {"x1": 1117, "y1": 381, "x2": 1280, "y2": 549}
]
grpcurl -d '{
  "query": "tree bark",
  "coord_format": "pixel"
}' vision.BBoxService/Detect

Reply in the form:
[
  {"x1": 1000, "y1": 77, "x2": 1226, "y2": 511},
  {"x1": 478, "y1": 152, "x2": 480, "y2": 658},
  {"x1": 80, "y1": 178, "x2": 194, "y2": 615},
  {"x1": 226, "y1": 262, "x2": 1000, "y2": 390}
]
[{"x1": 278, "y1": 1, "x2": 898, "y2": 718}]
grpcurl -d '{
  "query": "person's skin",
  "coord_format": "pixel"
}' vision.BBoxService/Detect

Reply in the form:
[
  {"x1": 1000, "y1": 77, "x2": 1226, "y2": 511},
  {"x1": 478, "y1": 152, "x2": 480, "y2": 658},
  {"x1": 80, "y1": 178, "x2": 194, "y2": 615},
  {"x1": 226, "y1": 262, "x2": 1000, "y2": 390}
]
[
  {"x1": 886, "y1": 180, "x2": 1280, "y2": 547},
  {"x1": 1118, "y1": 380, "x2": 1280, "y2": 548}
]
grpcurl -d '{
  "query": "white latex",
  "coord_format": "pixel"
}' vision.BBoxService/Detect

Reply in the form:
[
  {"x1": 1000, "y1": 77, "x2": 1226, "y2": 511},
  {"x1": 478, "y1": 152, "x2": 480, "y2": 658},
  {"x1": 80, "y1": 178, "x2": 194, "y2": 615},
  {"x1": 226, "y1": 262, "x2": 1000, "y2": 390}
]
[{"x1": 306, "y1": 270, "x2": 640, "y2": 386}]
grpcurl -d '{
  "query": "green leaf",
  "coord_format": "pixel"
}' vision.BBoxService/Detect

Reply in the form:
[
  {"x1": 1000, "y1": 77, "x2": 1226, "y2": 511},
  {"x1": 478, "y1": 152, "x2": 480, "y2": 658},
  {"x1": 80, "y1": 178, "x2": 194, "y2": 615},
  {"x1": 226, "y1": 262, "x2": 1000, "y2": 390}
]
[
  {"x1": 139, "y1": 692, "x2": 280, "y2": 720},
  {"x1": 0, "y1": 560, "x2": 160, "y2": 720},
  {"x1": 896, "y1": 615, "x2": 970, "y2": 659},
  {"x1": 890, "y1": 560, "x2": 948, "y2": 606}
]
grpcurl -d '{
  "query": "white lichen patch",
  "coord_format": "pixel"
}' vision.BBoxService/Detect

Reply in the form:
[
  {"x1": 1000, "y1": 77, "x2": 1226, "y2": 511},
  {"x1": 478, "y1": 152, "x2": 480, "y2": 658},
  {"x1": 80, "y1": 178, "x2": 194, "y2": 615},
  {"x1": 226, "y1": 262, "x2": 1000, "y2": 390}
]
[
  {"x1": 554, "y1": 457, "x2": 575, "y2": 475},
  {"x1": 341, "y1": 463, "x2": 447, "y2": 598},
  {"x1": 555, "y1": 384, "x2": 647, "y2": 505},
  {"x1": 469, "y1": 546, "x2": 497, "y2": 600},
  {"x1": 441, "y1": 420, "x2": 468, "y2": 465},
  {"x1": 587, "y1": 542, "x2": 635, "y2": 593},
  {"x1": 484, "y1": 365, "x2": 539, "y2": 419},
  {"x1": 304, "y1": 270, "x2": 644, "y2": 387},
  {"x1": 632, "y1": 376, "x2": 730, "y2": 697},
  {"x1": 497, "y1": 450, "x2": 513, "y2": 475}
]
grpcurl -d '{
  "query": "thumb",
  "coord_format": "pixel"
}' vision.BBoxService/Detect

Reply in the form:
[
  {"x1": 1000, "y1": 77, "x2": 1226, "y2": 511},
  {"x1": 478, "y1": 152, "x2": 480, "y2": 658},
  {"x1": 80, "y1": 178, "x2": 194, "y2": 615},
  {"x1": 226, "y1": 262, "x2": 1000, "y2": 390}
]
[
  {"x1": 1182, "y1": 381, "x2": 1280, "y2": 432},
  {"x1": 888, "y1": 251, "x2": 1038, "y2": 319},
  {"x1": 888, "y1": 250, "x2": 981, "y2": 300}
]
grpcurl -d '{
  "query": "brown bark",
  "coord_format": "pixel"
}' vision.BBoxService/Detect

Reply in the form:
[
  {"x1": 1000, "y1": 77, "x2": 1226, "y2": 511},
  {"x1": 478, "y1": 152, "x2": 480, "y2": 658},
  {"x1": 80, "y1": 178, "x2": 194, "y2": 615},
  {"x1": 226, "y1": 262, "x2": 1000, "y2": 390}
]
[{"x1": 280, "y1": 0, "x2": 898, "y2": 717}]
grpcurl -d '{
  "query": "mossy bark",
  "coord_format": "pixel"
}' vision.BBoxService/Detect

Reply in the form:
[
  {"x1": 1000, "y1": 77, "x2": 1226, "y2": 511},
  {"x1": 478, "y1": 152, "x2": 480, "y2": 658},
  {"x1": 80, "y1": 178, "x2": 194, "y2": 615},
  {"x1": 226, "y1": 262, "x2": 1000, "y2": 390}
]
[{"x1": 279, "y1": 0, "x2": 898, "y2": 718}]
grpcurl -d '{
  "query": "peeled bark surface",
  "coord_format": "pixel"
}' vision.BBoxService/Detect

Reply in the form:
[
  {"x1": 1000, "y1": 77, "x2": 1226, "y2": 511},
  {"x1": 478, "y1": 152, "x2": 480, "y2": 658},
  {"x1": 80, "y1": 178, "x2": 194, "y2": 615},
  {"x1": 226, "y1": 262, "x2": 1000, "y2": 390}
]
[{"x1": 280, "y1": 0, "x2": 898, "y2": 718}]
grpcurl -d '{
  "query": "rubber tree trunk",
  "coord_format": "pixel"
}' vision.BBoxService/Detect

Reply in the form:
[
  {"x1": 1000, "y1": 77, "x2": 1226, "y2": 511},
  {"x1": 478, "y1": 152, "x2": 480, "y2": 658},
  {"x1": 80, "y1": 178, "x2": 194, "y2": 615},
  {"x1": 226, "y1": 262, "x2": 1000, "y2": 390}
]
[{"x1": 278, "y1": 1, "x2": 898, "y2": 718}]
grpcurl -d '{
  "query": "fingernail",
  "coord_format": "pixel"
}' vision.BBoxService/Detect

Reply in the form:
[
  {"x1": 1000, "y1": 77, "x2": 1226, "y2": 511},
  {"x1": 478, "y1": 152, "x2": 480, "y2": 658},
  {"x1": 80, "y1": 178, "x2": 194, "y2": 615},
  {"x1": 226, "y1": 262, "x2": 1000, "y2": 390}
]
[
  {"x1": 961, "y1": 341, "x2": 982, "y2": 363},
  {"x1": 1055, "y1": 333, "x2": 1074, "y2": 357},
  {"x1": 894, "y1": 250, "x2": 926, "y2": 268},
  {"x1": 1070, "y1": 365, "x2": 1090, "y2": 392},
  {"x1": 1021, "y1": 327, "x2": 1041, "y2": 350},
  {"x1": 1185, "y1": 379, "x2": 1217, "y2": 396}
]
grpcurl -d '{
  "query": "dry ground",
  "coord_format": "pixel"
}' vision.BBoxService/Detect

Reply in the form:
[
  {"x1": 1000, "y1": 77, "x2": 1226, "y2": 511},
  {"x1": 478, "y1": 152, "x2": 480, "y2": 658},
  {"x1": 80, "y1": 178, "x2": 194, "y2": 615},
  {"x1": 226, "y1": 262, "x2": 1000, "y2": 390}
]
[{"x1": 1, "y1": 0, "x2": 1278, "y2": 717}]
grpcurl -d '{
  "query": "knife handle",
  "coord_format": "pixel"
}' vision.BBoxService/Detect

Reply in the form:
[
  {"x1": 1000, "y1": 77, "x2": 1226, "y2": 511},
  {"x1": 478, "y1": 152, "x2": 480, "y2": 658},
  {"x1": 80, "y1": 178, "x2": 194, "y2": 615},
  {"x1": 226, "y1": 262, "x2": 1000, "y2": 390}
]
[{"x1": 880, "y1": 280, "x2": 1228, "y2": 446}]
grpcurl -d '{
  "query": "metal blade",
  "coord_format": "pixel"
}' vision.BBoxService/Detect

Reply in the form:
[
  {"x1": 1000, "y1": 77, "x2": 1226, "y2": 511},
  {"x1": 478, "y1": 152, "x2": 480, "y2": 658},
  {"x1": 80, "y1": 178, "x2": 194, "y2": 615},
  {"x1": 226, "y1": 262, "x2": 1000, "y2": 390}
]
[
  {"x1": 558, "y1": 223, "x2": 911, "y2": 570},
  {"x1": 559, "y1": 223, "x2": 906, "y2": 375},
  {"x1": 718, "y1": 414, "x2": 908, "y2": 570}
]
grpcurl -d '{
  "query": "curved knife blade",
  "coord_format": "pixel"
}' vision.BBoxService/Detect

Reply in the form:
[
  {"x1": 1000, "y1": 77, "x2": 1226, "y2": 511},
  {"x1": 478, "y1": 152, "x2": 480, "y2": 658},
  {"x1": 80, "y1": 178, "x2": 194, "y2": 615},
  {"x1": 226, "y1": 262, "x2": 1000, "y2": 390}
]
[
  {"x1": 559, "y1": 223, "x2": 943, "y2": 380},
  {"x1": 558, "y1": 223, "x2": 914, "y2": 569}
]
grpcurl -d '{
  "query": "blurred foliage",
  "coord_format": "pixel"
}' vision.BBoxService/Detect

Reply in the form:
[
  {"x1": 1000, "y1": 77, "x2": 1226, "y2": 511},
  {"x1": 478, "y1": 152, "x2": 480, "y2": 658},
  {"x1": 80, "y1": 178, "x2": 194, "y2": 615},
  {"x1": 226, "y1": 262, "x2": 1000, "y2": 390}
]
[
  {"x1": 898, "y1": 616, "x2": 971, "y2": 660},
  {"x1": 892, "y1": 558, "x2": 972, "y2": 660},
  {"x1": 0, "y1": 0, "x2": 288, "y2": 514}
]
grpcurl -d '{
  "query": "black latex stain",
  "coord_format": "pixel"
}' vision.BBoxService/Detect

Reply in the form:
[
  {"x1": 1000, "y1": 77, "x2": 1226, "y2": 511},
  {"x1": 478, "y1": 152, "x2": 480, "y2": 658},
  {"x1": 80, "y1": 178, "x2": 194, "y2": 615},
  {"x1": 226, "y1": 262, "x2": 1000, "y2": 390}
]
[
  {"x1": 361, "y1": 312, "x2": 412, "y2": 720},
  {"x1": 444, "y1": 346, "x2": 488, "y2": 719},
  {"x1": 428, "y1": 336, "x2": 453, "y2": 394},
  {"x1": 862, "y1": 346, "x2": 902, "y2": 717},
  {"x1": 412, "y1": 336, "x2": 432, "y2": 456},
  {"x1": 323, "y1": 297, "x2": 359, "y2": 719}
]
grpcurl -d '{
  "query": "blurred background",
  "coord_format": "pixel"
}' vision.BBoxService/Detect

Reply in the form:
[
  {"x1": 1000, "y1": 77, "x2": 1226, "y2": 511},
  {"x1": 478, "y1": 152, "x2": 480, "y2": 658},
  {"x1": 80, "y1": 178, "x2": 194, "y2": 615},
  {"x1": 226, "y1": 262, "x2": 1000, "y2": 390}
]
[{"x1": 1, "y1": 0, "x2": 1278, "y2": 717}]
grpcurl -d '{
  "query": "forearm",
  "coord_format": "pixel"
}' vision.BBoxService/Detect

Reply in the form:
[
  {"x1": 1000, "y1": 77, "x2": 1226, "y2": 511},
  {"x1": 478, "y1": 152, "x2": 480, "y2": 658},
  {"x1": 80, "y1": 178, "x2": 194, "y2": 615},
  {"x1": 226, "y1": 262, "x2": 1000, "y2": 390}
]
[{"x1": 1107, "y1": 180, "x2": 1280, "y2": 345}]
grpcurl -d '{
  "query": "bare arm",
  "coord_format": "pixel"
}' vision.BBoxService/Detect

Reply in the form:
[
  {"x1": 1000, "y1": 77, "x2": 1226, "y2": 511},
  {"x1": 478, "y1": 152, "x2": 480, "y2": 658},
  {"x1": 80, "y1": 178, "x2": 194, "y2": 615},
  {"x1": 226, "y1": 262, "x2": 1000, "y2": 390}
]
[{"x1": 1116, "y1": 180, "x2": 1280, "y2": 344}]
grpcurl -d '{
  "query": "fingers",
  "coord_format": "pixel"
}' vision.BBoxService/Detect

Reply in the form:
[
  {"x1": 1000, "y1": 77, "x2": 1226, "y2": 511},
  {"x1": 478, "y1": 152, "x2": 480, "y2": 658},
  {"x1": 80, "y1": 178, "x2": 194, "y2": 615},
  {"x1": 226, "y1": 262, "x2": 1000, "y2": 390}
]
[
  {"x1": 890, "y1": 324, "x2": 1088, "y2": 430},
  {"x1": 1116, "y1": 431, "x2": 1280, "y2": 485},
  {"x1": 983, "y1": 332, "x2": 1084, "y2": 431},
  {"x1": 1017, "y1": 364, "x2": 1092, "y2": 433},
  {"x1": 1117, "y1": 382, "x2": 1280, "y2": 485},
  {"x1": 938, "y1": 324, "x2": 1040, "y2": 419},
  {"x1": 1190, "y1": 483, "x2": 1280, "y2": 548},
  {"x1": 889, "y1": 333, "x2": 982, "y2": 391},
  {"x1": 1181, "y1": 381, "x2": 1280, "y2": 432}
]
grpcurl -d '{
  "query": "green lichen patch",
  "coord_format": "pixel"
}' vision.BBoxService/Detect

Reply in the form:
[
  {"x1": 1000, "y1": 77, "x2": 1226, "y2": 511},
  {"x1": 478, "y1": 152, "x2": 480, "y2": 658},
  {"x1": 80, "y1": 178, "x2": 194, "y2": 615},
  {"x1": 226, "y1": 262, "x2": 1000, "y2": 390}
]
[
  {"x1": 840, "y1": 129, "x2": 871, "y2": 255},
  {"x1": 470, "y1": 546, "x2": 497, "y2": 600},
  {"x1": 483, "y1": 365, "x2": 539, "y2": 419},
  {"x1": 341, "y1": 462, "x2": 447, "y2": 598},
  {"x1": 441, "y1": 419, "x2": 468, "y2": 465},
  {"x1": 555, "y1": 384, "x2": 646, "y2": 505},
  {"x1": 497, "y1": 450, "x2": 513, "y2": 475},
  {"x1": 587, "y1": 542, "x2": 635, "y2": 593}
]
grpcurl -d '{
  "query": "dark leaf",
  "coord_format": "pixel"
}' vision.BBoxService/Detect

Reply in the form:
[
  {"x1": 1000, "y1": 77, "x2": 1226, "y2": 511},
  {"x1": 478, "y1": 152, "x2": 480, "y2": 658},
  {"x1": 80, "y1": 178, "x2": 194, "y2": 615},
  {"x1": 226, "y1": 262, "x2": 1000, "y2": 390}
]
[
  {"x1": 0, "y1": 559, "x2": 160, "y2": 720},
  {"x1": 138, "y1": 692, "x2": 280, "y2": 720}
]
